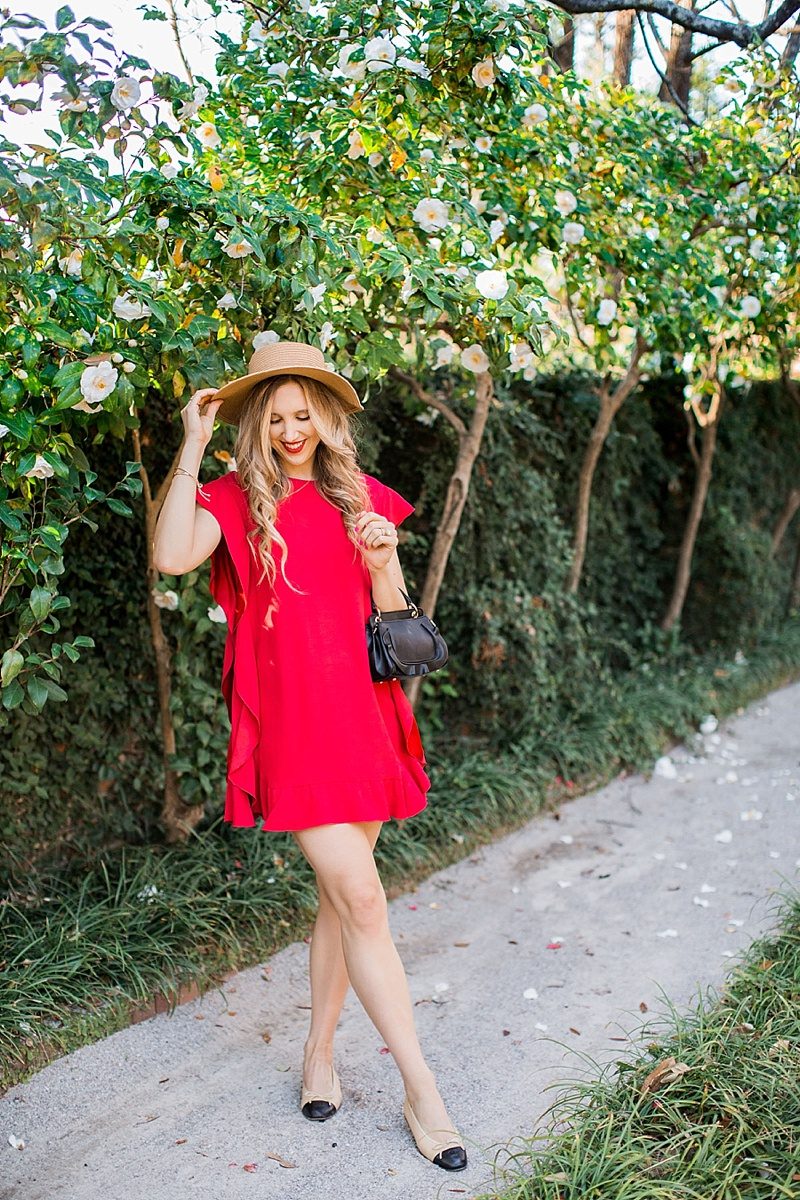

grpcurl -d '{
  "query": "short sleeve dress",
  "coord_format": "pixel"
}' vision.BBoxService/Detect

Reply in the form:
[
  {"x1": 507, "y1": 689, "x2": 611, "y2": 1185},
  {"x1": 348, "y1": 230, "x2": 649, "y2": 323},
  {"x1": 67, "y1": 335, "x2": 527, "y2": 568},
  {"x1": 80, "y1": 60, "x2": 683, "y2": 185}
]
[{"x1": 194, "y1": 470, "x2": 431, "y2": 832}]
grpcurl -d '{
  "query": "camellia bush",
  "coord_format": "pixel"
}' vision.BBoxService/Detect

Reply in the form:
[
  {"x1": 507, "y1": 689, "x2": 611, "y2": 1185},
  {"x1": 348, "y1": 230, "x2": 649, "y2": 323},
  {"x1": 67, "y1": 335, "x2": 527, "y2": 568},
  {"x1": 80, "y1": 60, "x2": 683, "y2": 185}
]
[{"x1": 1, "y1": 0, "x2": 799, "y2": 839}]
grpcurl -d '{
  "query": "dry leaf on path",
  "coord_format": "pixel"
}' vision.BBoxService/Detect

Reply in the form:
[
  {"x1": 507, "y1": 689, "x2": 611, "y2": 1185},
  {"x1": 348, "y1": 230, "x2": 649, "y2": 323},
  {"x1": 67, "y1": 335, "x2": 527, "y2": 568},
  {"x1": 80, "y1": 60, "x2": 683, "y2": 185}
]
[
  {"x1": 640, "y1": 1056, "x2": 691, "y2": 1095},
  {"x1": 266, "y1": 1151, "x2": 297, "y2": 1168}
]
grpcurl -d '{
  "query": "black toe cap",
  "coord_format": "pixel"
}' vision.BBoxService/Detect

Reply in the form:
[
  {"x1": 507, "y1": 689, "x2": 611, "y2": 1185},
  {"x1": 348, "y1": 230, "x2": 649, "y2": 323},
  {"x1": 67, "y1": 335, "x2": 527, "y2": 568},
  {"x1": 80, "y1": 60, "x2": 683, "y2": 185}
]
[
  {"x1": 434, "y1": 1145, "x2": 467, "y2": 1170},
  {"x1": 302, "y1": 1099, "x2": 337, "y2": 1120}
]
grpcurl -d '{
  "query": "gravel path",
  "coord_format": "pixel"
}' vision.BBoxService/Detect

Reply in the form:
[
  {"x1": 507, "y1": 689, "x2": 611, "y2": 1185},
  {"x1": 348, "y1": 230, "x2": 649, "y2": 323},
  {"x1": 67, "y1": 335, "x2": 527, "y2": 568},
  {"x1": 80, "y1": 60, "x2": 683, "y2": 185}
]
[{"x1": 2, "y1": 679, "x2": 798, "y2": 1200}]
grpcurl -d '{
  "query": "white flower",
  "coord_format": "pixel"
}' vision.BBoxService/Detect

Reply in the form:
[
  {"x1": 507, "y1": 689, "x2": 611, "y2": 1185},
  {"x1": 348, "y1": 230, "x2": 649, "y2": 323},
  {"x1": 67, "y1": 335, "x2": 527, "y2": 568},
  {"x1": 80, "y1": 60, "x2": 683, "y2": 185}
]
[
  {"x1": 419, "y1": 148, "x2": 435, "y2": 162},
  {"x1": 111, "y1": 76, "x2": 141, "y2": 110},
  {"x1": 435, "y1": 342, "x2": 457, "y2": 367},
  {"x1": 197, "y1": 122, "x2": 221, "y2": 149},
  {"x1": 207, "y1": 604, "x2": 227, "y2": 623},
  {"x1": 62, "y1": 94, "x2": 89, "y2": 112},
  {"x1": 469, "y1": 187, "x2": 487, "y2": 216},
  {"x1": 474, "y1": 134, "x2": 493, "y2": 153},
  {"x1": 113, "y1": 294, "x2": 151, "y2": 321},
  {"x1": 337, "y1": 43, "x2": 366, "y2": 81},
  {"x1": 412, "y1": 197, "x2": 450, "y2": 232},
  {"x1": 399, "y1": 273, "x2": 415, "y2": 303},
  {"x1": 740, "y1": 295, "x2": 761, "y2": 318},
  {"x1": 347, "y1": 128, "x2": 366, "y2": 159},
  {"x1": 596, "y1": 298, "x2": 617, "y2": 326},
  {"x1": 224, "y1": 238, "x2": 254, "y2": 258},
  {"x1": 153, "y1": 589, "x2": 179, "y2": 610},
  {"x1": 397, "y1": 55, "x2": 430, "y2": 79},
  {"x1": 137, "y1": 883, "x2": 161, "y2": 902},
  {"x1": 509, "y1": 341, "x2": 535, "y2": 371},
  {"x1": 471, "y1": 56, "x2": 495, "y2": 88},
  {"x1": 474, "y1": 268, "x2": 509, "y2": 300},
  {"x1": 343, "y1": 273, "x2": 366, "y2": 294},
  {"x1": 253, "y1": 330, "x2": 281, "y2": 350},
  {"x1": 365, "y1": 225, "x2": 384, "y2": 243},
  {"x1": 562, "y1": 221, "x2": 585, "y2": 244},
  {"x1": 318, "y1": 321, "x2": 335, "y2": 351},
  {"x1": 161, "y1": 162, "x2": 179, "y2": 179},
  {"x1": 308, "y1": 282, "x2": 327, "y2": 307},
  {"x1": 7, "y1": 1134, "x2": 25, "y2": 1151},
  {"x1": 554, "y1": 189, "x2": 577, "y2": 217},
  {"x1": 522, "y1": 103, "x2": 547, "y2": 127},
  {"x1": 122, "y1": 361, "x2": 135, "y2": 373},
  {"x1": 25, "y1": 455, "x2": 55, "y2": 479},
  {"x1": 460, "y1": 343, "x2": 489, "y2": 373},
  {"x1": 226, "y1": 455, "x2": 237, "y2": 472},
  {"x1": 364, "y1": 36, "x2": 396, "y2": 71},
  {"x1": 461, "y1": 239, "x2": 475, "y2": 257},
  {"x1": 267, "y1": 61, "x2": 291, "y2": 80},
  {"x1": 58, "y1": 247, "x2": 83, "y2": 277},
  {"x1": 155, "y1": 216, "x2": 169, "y2": 231},
  {"x1": 489, "y1": 218, "x2": 505, "y2": 243},
  {"x1": 178, "y1": 83, "x2": 209, "y2": 120},
  {"x1": 0, "y1": 423, "x2": 9, "y2": 438},
  {"x1": 368, "y1": 151, "x2": 383, "y2": 167},
  {"x1": 217, "y1": 291, "x2": 238, "y2": 310},
  {"x1": 80, "y1": 361, "x2": 118, "y2": 406}
]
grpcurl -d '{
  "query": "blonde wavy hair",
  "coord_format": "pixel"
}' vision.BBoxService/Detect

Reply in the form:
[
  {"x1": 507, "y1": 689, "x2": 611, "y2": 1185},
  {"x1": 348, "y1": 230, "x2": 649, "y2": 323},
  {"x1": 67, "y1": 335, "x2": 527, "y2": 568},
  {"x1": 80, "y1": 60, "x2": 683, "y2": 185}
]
[{"x1": 234, "y1": 373, "x2": 372, "y2": 618}]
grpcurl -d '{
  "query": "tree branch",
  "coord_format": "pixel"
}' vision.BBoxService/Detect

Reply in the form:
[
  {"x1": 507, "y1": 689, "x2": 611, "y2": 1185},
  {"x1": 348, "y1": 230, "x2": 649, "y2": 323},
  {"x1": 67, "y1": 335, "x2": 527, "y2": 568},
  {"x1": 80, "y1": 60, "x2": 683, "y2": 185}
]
[{"x1": 552, "y1": 0, "x2": 799, "y2": 48}]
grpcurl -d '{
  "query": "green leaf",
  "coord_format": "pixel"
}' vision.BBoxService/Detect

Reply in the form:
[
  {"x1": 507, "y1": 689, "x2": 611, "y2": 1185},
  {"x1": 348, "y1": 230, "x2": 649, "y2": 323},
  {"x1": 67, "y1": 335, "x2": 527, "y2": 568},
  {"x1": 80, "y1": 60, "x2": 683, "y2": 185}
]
[
  {"x1": 73, "y1": 635, "x2": 95, "y2": 648},
  {"x1": 26, "y1": 675, "x2": 48, "y2": 710},
  {"x1": 41, "y1": 677, "x2": 68, "y2": 702},
  {"x1": 56, "y1": 4, "x2": 75, "y2": 28},
  {"x1": 29, "y1": 586, "x2": 52, "y2": 622},
  {"x1": 34, "y1": 319, "x2": 75, "y2": 348},
  {"x1": 1, "y1": 648, "x2": 24, "y2": 687},
  {"x1": 52, "y1": 360, "x2": 85, "y2": 387},
  {"x1": 106, "y1": 497, "x2": 133, "y2": 516},
  {"x1": 2, "y1": 680, "x2": 25, "y2": 710}
]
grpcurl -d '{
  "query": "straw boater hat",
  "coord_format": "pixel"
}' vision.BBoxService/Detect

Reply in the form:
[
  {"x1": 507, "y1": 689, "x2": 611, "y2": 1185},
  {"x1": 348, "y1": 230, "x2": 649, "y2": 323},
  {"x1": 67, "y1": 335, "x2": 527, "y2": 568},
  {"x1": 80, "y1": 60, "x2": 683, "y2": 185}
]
[{"x1": 212, "y1": 340, "x2": 363, "y2": 425}]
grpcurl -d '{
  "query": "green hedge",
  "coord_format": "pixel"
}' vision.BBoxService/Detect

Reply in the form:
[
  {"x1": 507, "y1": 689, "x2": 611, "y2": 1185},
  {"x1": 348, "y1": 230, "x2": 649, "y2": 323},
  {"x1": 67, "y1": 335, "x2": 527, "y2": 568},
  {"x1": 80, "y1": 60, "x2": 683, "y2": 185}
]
[{"x1": 1, "y1": 370, "x2": 798, "y2": 877}]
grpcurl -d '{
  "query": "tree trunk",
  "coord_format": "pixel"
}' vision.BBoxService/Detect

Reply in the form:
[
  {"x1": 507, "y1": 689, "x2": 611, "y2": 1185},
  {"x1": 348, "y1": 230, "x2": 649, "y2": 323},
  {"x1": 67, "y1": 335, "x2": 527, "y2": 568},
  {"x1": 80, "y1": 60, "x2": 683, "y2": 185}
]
[
  {"x1": 780, "y1": 25, "x2": 800, "y2": 70},
  {"x1": 613, "y1": 10, "x2": 635, "y2": 86},
  {"x1": 567, "y1": 333, "x2": 647, "y2": 594},
  {"x1": 401, "y1": 371, "x2": 495, "y2": 712},
  {"x1": 132, "y1": 431, "x2": 205, "y2": 842},
  {"x1": 790, "y1": 527, "x2": 800, "y2": 612},
  {"x1": 661, "y1": 385, "x2": 724, "y2": 631},
  {"x1": 552, "y1": 16, "x2": 576, "y2": 72},
  {"x1": 658, "y1": 0, "x2": 695, "y2": 109},
  {"x1": 771, "y1": 486, "x2": 800, "y2": 555}
]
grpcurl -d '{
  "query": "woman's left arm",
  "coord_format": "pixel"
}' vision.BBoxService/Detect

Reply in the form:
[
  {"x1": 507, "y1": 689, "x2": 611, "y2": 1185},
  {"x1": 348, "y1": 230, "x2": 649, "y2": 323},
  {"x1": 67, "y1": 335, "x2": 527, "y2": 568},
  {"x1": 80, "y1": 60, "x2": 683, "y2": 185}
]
[{"x1": 369, "y1": 550, "x2": 409, "y2": 611}]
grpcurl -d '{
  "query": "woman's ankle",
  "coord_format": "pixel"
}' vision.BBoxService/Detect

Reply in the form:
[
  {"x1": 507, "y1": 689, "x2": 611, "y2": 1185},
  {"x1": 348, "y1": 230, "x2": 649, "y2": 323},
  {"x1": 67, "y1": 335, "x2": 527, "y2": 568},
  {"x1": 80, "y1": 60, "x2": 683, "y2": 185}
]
[
  {"x1": 402, "y1": 1063, "x2": 438, "y2": 1102},
  {"x1": 303, "y1": 1038, "x2": 334, "y2": 1062}
]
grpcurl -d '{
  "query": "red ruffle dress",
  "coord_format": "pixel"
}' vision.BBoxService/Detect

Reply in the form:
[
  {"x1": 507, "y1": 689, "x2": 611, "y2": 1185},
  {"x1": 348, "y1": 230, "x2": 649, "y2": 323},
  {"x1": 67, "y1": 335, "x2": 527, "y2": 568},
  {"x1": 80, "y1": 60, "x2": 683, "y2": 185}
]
[{"x1": 194, "y1": 470, "x2": 430, "y2": 831}]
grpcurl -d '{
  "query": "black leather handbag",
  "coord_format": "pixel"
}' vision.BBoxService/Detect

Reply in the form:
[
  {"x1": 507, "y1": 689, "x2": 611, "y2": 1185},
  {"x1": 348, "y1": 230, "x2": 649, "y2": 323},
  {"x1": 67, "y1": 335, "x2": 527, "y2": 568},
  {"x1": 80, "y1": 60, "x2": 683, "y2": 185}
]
[{"x1": 365, "y1": 588, "x2": 449, "y2": 682}]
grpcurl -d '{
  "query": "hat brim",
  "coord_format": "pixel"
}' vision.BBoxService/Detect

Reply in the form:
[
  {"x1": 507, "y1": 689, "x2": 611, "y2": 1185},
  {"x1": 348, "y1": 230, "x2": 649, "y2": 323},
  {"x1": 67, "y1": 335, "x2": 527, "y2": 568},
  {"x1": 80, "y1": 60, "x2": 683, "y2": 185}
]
[{"x1": 212, "y1": 366, "x2": 363, "y2": 425}]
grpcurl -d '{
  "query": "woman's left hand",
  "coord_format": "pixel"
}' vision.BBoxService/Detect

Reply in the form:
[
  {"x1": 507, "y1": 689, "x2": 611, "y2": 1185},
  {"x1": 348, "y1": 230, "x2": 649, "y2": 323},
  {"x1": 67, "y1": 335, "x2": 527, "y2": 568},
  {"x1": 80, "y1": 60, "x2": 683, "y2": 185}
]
[{"x1": 352, "y1": 511, "x2": 398, "y2": 572}]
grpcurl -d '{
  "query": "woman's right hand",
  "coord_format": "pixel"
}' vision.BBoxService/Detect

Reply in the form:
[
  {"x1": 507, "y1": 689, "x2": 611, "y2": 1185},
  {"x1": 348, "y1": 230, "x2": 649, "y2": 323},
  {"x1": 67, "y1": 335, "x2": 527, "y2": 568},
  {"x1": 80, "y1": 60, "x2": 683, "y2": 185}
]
[{"x1": 181, "y1": 387, "x2": 224, "y2": 446}]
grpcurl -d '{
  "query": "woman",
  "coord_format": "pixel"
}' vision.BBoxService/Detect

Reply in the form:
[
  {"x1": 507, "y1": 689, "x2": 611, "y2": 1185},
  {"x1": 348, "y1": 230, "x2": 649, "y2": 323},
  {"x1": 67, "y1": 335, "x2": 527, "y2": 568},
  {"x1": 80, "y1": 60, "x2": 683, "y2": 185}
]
[{"x1": 152, "y1": 340, "x2": 467, "y2": 1171}]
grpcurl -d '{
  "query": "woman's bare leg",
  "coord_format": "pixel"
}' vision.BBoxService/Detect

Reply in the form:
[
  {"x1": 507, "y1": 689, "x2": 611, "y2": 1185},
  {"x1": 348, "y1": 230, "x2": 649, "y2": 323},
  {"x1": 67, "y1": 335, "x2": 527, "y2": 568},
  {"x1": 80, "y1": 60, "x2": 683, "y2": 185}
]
[
  {"x1": 291, "y1": 820, "x2": 458, "y2": 1138},
  {"x1": 301, "y1": 820, "x2": 382, "y2": 1093}
]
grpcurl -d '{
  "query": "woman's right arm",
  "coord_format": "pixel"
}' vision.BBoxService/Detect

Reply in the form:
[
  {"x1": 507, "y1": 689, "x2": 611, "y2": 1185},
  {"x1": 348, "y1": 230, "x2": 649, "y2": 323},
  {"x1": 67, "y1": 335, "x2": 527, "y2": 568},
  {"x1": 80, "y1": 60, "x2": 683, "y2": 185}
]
[{"x1": 152, "y1": 388, "x2": 225, "y2": 575}]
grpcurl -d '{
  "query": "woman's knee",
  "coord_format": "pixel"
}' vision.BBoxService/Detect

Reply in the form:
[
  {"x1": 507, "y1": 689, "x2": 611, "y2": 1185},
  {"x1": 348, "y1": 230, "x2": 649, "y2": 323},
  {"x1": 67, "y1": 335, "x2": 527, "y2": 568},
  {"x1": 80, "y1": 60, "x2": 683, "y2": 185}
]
[{"x1": 338, "y1": 878, "x2": 388, "y2": 932}]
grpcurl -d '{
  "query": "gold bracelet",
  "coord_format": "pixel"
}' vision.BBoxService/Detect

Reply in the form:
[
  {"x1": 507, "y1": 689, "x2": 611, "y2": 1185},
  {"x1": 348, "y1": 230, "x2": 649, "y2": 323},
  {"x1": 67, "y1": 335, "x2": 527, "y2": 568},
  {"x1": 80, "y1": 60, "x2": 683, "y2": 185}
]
[{"x1": 173, "y1": 466, "x2": 197, "y2": 481}]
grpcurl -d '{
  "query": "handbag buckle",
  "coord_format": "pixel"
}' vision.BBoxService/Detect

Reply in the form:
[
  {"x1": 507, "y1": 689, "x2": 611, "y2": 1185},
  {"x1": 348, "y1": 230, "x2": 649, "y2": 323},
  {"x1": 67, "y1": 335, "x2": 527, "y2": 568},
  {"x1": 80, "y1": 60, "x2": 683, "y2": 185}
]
[{"x1": 372, "y1": 593, "x2": 420, "y2": 622}]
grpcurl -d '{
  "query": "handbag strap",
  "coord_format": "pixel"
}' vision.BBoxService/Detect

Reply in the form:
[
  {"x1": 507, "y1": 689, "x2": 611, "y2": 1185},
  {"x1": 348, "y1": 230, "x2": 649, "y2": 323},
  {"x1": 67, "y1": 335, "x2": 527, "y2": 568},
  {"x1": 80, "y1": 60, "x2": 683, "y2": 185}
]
[{"x1": 371, "y1": 588, "x2": 419, "y2": 619}]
